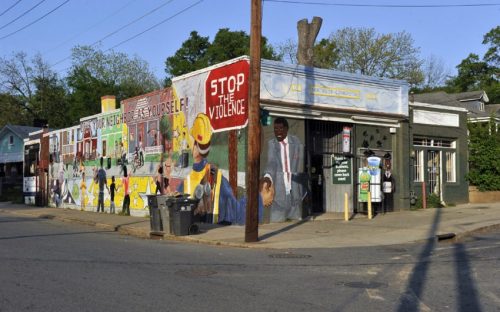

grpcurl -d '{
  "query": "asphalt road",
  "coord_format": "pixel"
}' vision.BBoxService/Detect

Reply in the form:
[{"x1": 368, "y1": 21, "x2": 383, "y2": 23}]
[{"x1": 1, "y1": 212, "x2": 499, "y2": 312}]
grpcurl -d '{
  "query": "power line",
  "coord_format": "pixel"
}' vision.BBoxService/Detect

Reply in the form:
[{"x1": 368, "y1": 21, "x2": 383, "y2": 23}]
[
  {"x1": 43, "y1": 0, "x2": 137, "y2": 55},
  {"x1": 51, "y1": 0, "x2": 177, "y2": 67},
  {"x1": 51, "y1": 0, "x2": 204, "y2": 74},
  {"x1": 104, "y1": 0, "x2": 204, "y2": 52},
  {"x1": 263, "y1": 0, "x2": 500, "y2": 8},
  {"x1": 0, "y1": 0, "x2": 70, "y2": 40},
  {"x1": 90, "y1": 0, "x2": 176, "y2": 47},
  {"x1": 0, "y1": 0, "x2": 46, "y2": 31},
  {"x1": 0, "y1": 0, "x2": 23, "y2": 17}
]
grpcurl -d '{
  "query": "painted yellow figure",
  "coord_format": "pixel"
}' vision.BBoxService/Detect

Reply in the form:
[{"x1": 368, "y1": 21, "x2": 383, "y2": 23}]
[
  {"x1": 80, "y1": 172, "x2": 87, "y2": 211},
  {"x1": 177, "y1": 113, "x2": 268, "y2": 225}
]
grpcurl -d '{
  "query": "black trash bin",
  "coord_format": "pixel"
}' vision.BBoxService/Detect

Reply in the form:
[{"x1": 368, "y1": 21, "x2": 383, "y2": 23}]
[
  {"x1": 147, "y1": 195, "x2": 163, "y2": 234},
  {"x1": 165, "y1": 196, "x2": 198, "y2": 236}
]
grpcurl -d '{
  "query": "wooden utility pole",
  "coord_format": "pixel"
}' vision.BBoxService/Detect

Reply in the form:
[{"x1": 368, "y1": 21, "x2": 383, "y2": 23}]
[
  {"x1": 245, "y1": 0, "x2": 262, "y2": 242},
  {"x1": 228, "y1": 130, "x2": 238, "y2": 196}
]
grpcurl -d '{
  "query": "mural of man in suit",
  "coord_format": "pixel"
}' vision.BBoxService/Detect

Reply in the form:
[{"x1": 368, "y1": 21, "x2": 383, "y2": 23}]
[{"x1": 263, "y1": 117, "x2": 305, "y2": 222}]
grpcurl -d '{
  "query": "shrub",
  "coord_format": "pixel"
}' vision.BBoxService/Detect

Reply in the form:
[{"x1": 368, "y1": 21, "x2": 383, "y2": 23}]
[{"x1": 414, "y1": 193, "x2": 443, "y2": 209}]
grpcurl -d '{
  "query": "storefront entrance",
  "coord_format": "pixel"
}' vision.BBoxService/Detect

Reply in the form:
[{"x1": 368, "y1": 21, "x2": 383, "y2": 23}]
[
  {"x1": 427, "y1": 150, "x2": 441, "y2": 196},
  {"x1": 306, "y1": 120, "x2": 354, "y2": 214}
]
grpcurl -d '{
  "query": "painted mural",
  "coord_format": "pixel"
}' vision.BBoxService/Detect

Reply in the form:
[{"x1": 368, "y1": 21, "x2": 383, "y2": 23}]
[{"x1": 47, "y1": 58, "x2": 252, "y2": 217}]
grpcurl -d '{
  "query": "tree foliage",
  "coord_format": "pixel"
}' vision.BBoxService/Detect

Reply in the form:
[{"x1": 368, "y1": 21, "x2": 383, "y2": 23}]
[
  {"x1": 164, "y1": 28, "x2": 280, "y2": 84},
  {"x1": 467, "y1": 119, "x2": 500, "y2": 191},
  {"x1": 328, "y1": 27, "x2": 423, "y2": 86},
  {"x1": 66, "y1": 46, "x2": 160, "y2": 123},
  {"x1": 0, "y1": 52, "x2": 69, "y2": 127},
  {"x1": 0, "y1": 93, "x2": 31, "y2": 128},
  {"x1": 446, "y1": 27, "x2": 499, "y2": 102},
  {"x1": 312, "y1": 38, "x2": 338, "y2": 69},
  {"x1": 275, "y1": 27, "x2": 423, "y2": 86}
]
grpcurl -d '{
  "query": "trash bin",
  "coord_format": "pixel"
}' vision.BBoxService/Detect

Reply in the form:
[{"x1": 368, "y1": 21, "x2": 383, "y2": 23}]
[
  {"x1": 165, "y1": 196, "x2": 199, "y2": 236},
  {"x1": 147, "y1": 195, "x2": 162, "y2": 234},
  {"x1": 156, "y1": 195, "x2": 171, "y2": 235}
]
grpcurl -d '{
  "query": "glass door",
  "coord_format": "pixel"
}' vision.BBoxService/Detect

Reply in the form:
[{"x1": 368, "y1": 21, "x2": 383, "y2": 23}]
[{"x1": 427, "y1": 150, "x2": 440, "y2": 196}]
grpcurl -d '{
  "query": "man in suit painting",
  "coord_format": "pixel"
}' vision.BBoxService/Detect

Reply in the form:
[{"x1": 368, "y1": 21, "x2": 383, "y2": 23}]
[{"x1": 262, "y1": 117, "x2": 305, "y2": 222}]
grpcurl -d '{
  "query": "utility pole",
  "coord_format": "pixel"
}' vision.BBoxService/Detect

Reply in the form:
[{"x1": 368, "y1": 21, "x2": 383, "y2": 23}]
[{"x1": 245, "y1": 0, "x2": 262, "y2": 242}]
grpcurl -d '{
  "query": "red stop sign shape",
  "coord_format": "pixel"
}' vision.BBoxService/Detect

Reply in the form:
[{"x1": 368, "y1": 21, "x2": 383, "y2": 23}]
[{"x1": 205, "y1": 59, "x2": 249, "y2": 132}]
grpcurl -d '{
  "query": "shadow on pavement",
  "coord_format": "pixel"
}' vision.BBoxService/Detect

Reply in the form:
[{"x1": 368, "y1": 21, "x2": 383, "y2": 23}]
[
  {"x1": 397, "y1": 207, "x2": 483, "y2": 312},
  {"x1": 259, "y1": 218, "x2": 309, "y2": 241},
  {"x1": 0, "y1": 230, "x2": 115, "y2": 241},
  {"x1": 454, "y1": 243, "x2": 483, "y2": 312}
]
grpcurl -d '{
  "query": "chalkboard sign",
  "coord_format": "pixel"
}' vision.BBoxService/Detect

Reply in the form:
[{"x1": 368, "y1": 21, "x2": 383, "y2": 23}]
[{"x1": 332, "y1": 156, "x2": 351, "y2": 184}]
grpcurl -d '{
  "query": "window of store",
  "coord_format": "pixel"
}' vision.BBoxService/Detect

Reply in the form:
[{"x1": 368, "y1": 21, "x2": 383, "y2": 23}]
[
  {"x1": 445, "y1": 151, "x2": 456, "y2": 182},
  {"x1": 413, "y1": 150, "x2": 424, "y2": 182}
]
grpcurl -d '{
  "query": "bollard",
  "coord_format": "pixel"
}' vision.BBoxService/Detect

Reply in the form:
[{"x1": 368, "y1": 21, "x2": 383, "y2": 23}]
[
  {"x1": 422, "y1": 182, "x2": 427, "y2": 209},
  {"x1": 344, "y1": 192, "x2": 349, "y2": 221},
  {"x1": 368, "y1": 191, "x2": 372, "y2": 220}
]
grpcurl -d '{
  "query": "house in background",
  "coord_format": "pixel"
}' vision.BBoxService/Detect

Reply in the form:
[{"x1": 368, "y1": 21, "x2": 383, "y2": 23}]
[
  {"x1": 410, "y1": 90, "x2": 499, "y2": 205},
  {"x1": 413, "y1": 90, "x2": 500, "y2": 125},
  {"x1": 0, "y1": 124, "x2": 42, "y2": 196}
]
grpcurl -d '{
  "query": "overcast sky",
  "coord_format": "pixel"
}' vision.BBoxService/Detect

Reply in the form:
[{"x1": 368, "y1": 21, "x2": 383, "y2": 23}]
[{"x1": 0, "y1": 0, "x2": 498, "y2": 80}]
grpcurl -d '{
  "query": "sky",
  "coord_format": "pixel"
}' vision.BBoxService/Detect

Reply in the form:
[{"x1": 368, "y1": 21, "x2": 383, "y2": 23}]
[{"x1": 0, "y1": 0, "x2": 498, "y2": 81}]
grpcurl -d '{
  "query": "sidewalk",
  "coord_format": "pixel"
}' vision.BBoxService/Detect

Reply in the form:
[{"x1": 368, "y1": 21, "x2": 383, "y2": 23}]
[{"x1": 1, "y1": 201, "x2": 499, "y2": 249}]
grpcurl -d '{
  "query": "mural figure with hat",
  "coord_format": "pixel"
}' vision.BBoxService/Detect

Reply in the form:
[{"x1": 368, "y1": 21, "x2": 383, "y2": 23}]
[{"x1": 177, "y1": 113, "x2": 273, "y2": 225}]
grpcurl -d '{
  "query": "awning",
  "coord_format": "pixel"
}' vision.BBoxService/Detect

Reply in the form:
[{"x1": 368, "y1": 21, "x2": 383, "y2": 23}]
[{"x1": 260, "y1": 100, "x2": 404, "y2": 127}]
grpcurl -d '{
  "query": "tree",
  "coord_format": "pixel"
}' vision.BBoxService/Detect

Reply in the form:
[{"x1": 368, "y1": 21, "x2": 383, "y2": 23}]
[
  {"x1": 483, "y1": 26, "x2": 499, "y2": 68},
  {"x1": 420, "y1": 55, "x2": 451, "y2": 90},
  {"x1": 66, "y1": 45, "x2": 160, "y2": 122},
  {"x1": 445, "y1": 27, "x2": 499, "y2": 102},
  {"x1": 275, "y1": 38, "x2": 298, "y2": 64},
  {"x1": 312, "y1": 38, "x2": 339, "y2": 69},
  {"x1": 164, "y1": 31, "x2": 210, "y2": 86},
  {"x1": 467, "y1": 118, "x2": 500, "y2": 191},
  {"x1": 0, "y1": 51, "x2": 69, "y2": 127},
  {"x1": 328, "y1": 27, "x2": 423, "y2": 86},
  {"x1": 164, "y1": 28, "x2": 280, "y2": 82},
  {"x1": 0, "y1": 93, "x2": 31, "y2": 128}
]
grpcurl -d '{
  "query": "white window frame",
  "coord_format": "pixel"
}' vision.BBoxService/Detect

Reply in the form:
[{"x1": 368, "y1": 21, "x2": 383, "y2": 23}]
[
  {"x1": 446, "y1": 151, "x2": 456, "y2": 182},
  {"x1": 9, "y1": 135, "x2": 14, "y2": 145},
  {"x1": 413, "y1": 150, "x2": 424, "y2": 182}
]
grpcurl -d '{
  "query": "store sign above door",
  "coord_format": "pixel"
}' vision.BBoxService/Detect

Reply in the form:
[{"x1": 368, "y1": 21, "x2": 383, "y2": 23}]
[{"x1": 260, "y1": 65, "x2": 408, "y2": 116}]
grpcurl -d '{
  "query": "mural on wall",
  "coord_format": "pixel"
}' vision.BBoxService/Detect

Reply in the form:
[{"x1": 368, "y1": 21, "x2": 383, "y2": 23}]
[{"x1": 47, "y1": 58, "x2": 255, "y2": 218}]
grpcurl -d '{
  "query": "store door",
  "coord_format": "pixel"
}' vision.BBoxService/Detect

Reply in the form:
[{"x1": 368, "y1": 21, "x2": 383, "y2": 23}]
[
  {"x1": 310, "y1": 154, "x2": 323, "y2": 213},
  {"x1": 427, "y1": 150, "x2": 441, "y2": 196}
]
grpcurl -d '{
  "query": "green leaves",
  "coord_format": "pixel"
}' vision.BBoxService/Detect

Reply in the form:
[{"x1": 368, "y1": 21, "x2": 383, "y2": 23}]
[
  {"x1": 164, "y1": 28, "x2": 280, "y2": 82},
  {"x1": 467, "y1": 119, "x2": 500, "y2": 191}
]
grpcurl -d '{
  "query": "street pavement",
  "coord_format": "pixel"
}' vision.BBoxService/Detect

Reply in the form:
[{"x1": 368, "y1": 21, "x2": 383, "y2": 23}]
[{"x1": 1, "y1": 201, "x2": 499, "y2": 249}]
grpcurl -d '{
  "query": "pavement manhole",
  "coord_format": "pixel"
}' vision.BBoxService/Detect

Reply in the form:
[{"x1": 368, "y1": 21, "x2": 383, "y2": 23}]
[
  {"x1": 341, "y1": 281, "x2": 387, "y2": 289},
  {"x1": 175, "y1": 269, "x2": 217, "y2": 278},
  {"x1": 269, "y1": 253, "x2": 312, "y2": 259}
]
